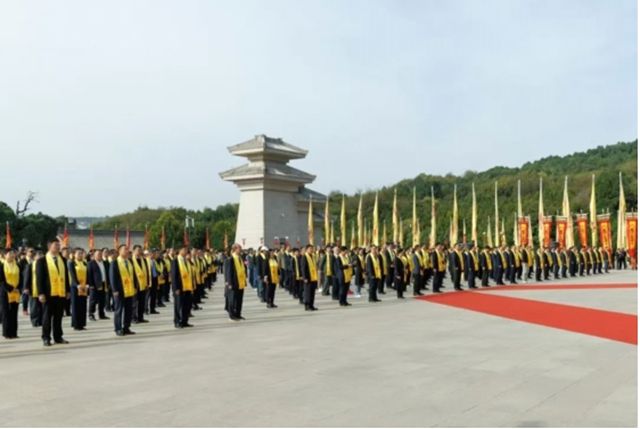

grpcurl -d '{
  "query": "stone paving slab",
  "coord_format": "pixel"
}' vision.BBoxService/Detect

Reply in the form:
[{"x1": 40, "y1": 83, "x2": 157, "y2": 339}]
[{"x1": 0, "y1": 270, "x2": 636, "y2": 427}]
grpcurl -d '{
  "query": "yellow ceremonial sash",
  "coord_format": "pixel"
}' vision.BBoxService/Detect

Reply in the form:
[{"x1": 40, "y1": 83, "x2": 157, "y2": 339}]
[
  {"x1": 46, "y1": 254, "x2": 66, "y2": 297},
  {"x1": 3, "y1": 261, "x2": 20, "y2": 303},
  {"x1": 156, "y1": 260, "x2": 165, "y2": 285},
  {"x1": 381, "y1": 252, "x2": 388, "y2": 275},
  {"x1": 471, "y1": 252, "x2": 479, "y2": 270},
  {"x1": 31, "y1": 262, "x2": 38, "y2": 296},
  {"x1": 325, "y1": 254, "x2": 332, "y2": 276},
  {"x1": 436, "y1": 251, "x2": 446, "y2": 271},
  {"x1": 407, "y1": 253, "x2": 415, "y2": 271},
  {"x1": 369, "y1": 254, "x2": 381, "y2": 279},
  {"x1": 293, "y1": 256, "x2": 301, "y2": 280},
  {"x1": 499, "y1": 252, "x2": 507, "y2": 268},
  {"x1": 305, "y1": 254, "x2": 318, "y2": 282},
  {"x1": 340, "y1": 255, "x2": 353, "y2": 283},
  {"x1": 232, "y1": 254, "x2": 246, "y2": 289},
  {"x1": 132, "y1": 257, "x2": 148, "y2": 291},
  {"x1": 456, "y1": 250, "x2": 465, "y2": 271},
  {"x1": 117, "y1": 257, "x2": 136, "y2": 298},
  {"x1": 513, "y1": 251, "x2": 521, "y2": 268},
  {"x1": 178, "y1": 257, "x2": 194, "y2": 292},
  {"x1": 75, "y1": 261, "x2": 88, "y2": 296},
  {"x1": 484, "y1": 251, "x2": 493, "y2": 270},
  {"x1": 269, "y1": 258, "x2": 279, "y2": 284}
]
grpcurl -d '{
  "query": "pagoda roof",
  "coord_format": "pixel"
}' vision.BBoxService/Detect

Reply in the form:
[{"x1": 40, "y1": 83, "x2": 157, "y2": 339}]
[
  {"x1": 220, "y1": 162, "x2": 315, "y2": 184},
  {"x1": 228, "y1": 135, "x2": 307, "y2": 160}
]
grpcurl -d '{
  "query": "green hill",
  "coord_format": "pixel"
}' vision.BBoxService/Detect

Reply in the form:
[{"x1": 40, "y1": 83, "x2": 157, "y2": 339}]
[{"x1": 332, "y1": 140, "x2": 637, "y2": 245}]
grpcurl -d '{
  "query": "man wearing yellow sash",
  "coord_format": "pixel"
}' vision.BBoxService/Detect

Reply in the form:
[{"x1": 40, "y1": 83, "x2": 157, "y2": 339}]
[
  {"x1": 0, "y1": 249, "x2": 22, "y2": 339},
  {"x1": 366, "y1": 246, "x2": 383, "y2": 303},
  {"x1": 336, "y1": 247, "x2": 353, "y2": 306},
  {"x1": 430, "y1": 244, "x2": 446, "y2": 293},
  {"x1": 131, "y1": 245, "x2": 150, "y2": 324},
  {"x1": 265, "y1": 249, "x2": 279, "y2": 309},
  {"x1": 22, "y1": 250, "x2": 44, "y2": 327},
  {"x1": 394, "y1": 248, "x2": 407, "y2": 299},
  {"x1": 170, "y1": 245, "x2": 195, "y2": 328},
  {"x1": 36, "y1": 240, "x2": 70, "y2": 346},
  {"x1": 300, "y1": 245, "x2": 318, "y2": 311},
  {"x1": 410, "y1": 246, "x2": 423, "y2": 296},
  {"x1": 109, "y1": 245, "x2": 136, "y2": 336},
  {"x1": 480, "y1": 246, "x2": 493, "y2": 287},
  {"x1": 68, "y1": 248, "x2": 89, "y2": 331},
  {"x1": 224, "y1": 244, "x2": 247, "y2": 320},
  {"x1": 292, "y1": 248, "x2": 303, "y2": 304},
  {"x1": 87, "y1": 248, "x2": 109, "y2": 321}
]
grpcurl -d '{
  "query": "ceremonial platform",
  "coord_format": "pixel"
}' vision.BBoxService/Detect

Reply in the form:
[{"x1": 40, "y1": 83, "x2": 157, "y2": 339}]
[{"x1": 0, "y1": 271, "x2": 636, "y2": 427}]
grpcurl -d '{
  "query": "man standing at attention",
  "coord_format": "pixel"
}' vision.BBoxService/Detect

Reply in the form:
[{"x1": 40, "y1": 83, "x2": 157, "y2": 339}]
[{"x1": 36, "y1": 240, "x2": 70, "y2": 346}]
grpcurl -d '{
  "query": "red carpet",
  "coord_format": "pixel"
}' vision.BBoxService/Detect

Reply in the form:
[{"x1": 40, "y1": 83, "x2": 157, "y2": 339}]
[
  {"x1": 418, "y1": 292, "x2": 637, "y2": 345},
  {"x1": 478, "y1": 283, "x2": 637, "y2": 292}
]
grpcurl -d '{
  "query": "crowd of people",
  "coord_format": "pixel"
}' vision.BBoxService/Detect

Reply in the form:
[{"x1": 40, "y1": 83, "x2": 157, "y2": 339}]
[{"x1": 0, "y1": 238, "x2": 631, "y2": 346}]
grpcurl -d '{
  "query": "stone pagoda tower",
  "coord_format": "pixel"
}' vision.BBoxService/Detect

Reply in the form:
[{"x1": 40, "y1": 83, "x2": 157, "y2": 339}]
[{"x1": 220, "y1": 134, "x2": 326, "y2": 249}]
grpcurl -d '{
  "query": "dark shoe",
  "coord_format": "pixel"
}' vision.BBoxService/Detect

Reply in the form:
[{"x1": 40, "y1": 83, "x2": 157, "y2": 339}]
[
  {"x1": 433, "y1": 290, "x2": 443, "y2": 293},
  {"x1": 54, "y1": 338, "x2": 69, "y2": 344},
  {"x1": 89, "y1": 314, "x2": 96, "y2": 321},
  {"x1": 469, "y1": 286, "x2": 478, "y2": 289},
  {"x1": 116, "y1": 330, "x2": 125, "y2": 336},
  {"x1": 100, "y1": 316, "x2": 110, "y2": 320},
  {"x1": 123, "y1": 329, "x2": 136, "y2": 335},
  {"x1": 157, "y1": 303, "x2": 166, "y2": 308},
  {"x1": 43, "y1": 339, "x2": 52, "y2": 347},
  {"x1": 182, "y1": 323, "x2": 194, "y2": 328},
  {"x1": 139, "y1": 319, "x2": 149, "y2": 323}
]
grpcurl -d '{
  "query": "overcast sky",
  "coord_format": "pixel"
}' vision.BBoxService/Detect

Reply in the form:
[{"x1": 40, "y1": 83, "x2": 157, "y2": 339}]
[{"x1": 0, "y1": 0, "x2": 636, "y2": 217}]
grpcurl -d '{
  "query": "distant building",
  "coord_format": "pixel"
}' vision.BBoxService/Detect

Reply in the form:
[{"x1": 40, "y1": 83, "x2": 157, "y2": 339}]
[
  {"x1": 220, "y1": 134, "x2": 326, "y2": 249},
  {"x1": 57, "y1": 228, "x2": 145, "y2": 250}
]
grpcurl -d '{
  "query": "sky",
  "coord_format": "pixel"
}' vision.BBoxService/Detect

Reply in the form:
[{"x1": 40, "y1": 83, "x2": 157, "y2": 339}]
[{"x1": 0, "y1": 0, "x2": 636, "y2": 217}]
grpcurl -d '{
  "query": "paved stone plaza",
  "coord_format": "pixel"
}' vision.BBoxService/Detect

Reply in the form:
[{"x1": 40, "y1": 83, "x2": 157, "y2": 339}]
[{"x1": 0, "y1": 271, "x2": 636, "y2": 427}]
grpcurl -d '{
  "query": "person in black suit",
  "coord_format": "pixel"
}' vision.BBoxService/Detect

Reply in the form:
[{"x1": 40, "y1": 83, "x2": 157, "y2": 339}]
[
  {"x1": 394, "y1": 249, "x2": 406, "y2": 299},
  {"x1": 431, "y1": 244, "x2": 446, "y2": 293},
  {"x1": 87, "y1": 249, "x2": 109, "y2": 321},
  {"x1": 0, "y1": 249, "x2": 23, "y2": 339},
  {"x1": 68, "y1": 248, "x2": 89, "y2": 331},
  {"x1": 450, "y1": 244, "x2": 464, "y2": 291},
  {"x1": 366, "y1": 246, "x2": 383, "y2": 302},
  {"x1": 170, "y1": 245, "x2": 195, "y2": 328},
  {"x1": 479, "y1": 246, "x2": 492, "y2": 287},
  {"x1": 36, "y1": 240, "x2": 70, "y2": 346},
  {"x1": 300, "y1": 245, "x2": 318, "y2": 311},
  {"x1": 109, "y1": 245, "x2": 137, "y2": 336},
  {"x1": 224, "y1": 244, "x2": 247, "y2": 320},
  {"x1": 411, "y1": 247, "x2": 423, "y2": 296},
  {"x1": 335, "y1": 247, "x2": 352, "y2": 307},
  {"x1": 382, "y1": 243, "x2": 395, "y2": 293},
  {"x1": 256, "y1": 247, "x2": 269, "y2": 303},
  {"x1": 22, "y1": 250, "x2": 44, "y2": 327},
  {"x1": 464, "y1": 245, "x2": 478, "y2": 289}
]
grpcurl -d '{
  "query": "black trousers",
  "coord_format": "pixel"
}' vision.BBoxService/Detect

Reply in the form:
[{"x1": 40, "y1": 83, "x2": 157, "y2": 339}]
[
  {"x1": 148, "y1": 284, "x2": 157, "y2": 312},
  {"x1": 1, "y1": 293, "x2": 18, "y2": 338},
  {"x1": 481, "y1": 269, "x2": 489, "y2": 286},
  {"x1": 395, "y1": 278, "x2": 405, "y2": 298},
  {"x1": 42, "y1": 296, "x2": 65, "y2": 341},
  {"x1": 113, "y1": 295, "x2": 132, "y2": 333},
  {"x1": 412, "y1": 273, "x2": 421, "y2": 295},
  {"x1": 322, "y1": 276, "x2": 332, "y2": 295},
  {"x1": 433, "y1": 271, "x2": 444, "y2": 292},
  {"x1": 368, "y1": 279, "x2": 380, "y2": 301},
  {"x1": 467, "y1": 270, "x2": 476, "y2": 288},
  {"x1": 70, "y1": 287, "x2": 87, "y2": 329},
  {"x1": 89, "y1": 288, "x2": 106, "y2": 318},
  {"x1": 266, "y1": 282, "x2": 276, "y2": 306},
  {"x1": 29, "y1": 297, "x2": 42, "y2": 327},
  {"x1": 378, "y1": 275, "x2": 386, "y2": 293},
  {"x1": 179, "y1": 291, "x2": 192, "y2": 326},
  {"x1": 136, "y1": 289, "x2": 147, "y2": 321},
  {"x1": 338, "y1": 280, "x2": 349, "y2": 305},
  {"x1": 331, "y1": 276, "x2": 340, "y2": 300},
  {"x1": 303, "y1": 281, "x2": 317, "y2": 308},
  {"x1": 229, "y1": 288, "x2": 244, "y2": 318}
]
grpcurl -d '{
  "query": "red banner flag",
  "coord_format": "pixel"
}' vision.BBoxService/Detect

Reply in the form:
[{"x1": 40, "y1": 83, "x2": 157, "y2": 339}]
[
  {"x1": 224, "y1": 231, "x2": 229, "y2": 249},
  {"x1": 205, "y1": 227, "x2": 211, "y2": 249},
  {"x1": 518, "y1": 217, "x2": 529, "y2": 246},
  {"x1": 113, "y1": 225, "x2": 119, "y2": 249},
  {"x1": 88, "y1": 226, "x2": 95, "y2": 250},
  {"x1": 183, "y1": 227, "x2": 190, "y2": 247},
  {"x1": 556, "y1": 216, "x2": 567, "y2": 249},
  {"x1": 62, "y1": 223, "x2": 69, "y2": 248},
  {"x1": 543, "y1": 216, "x2": 553, "y2": 248},
  {"x1": 597, "y1": 214, "x2": 612, "y2": 251},
  {"x1": 143, "y1": 224, "x2": 150, "y2": 250},
  {"x1": 125, "y1": 226, "x2": 131, "y2": 250},
  {"x1": 576, "y1": 214, "x2": 588, "y2": 247},
  {"x1": 626, "y1": 213, "x2": 637, "y2": 267},
  {"x1": 5, "y1": 222, "x2": 12, "y2": 249}
]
